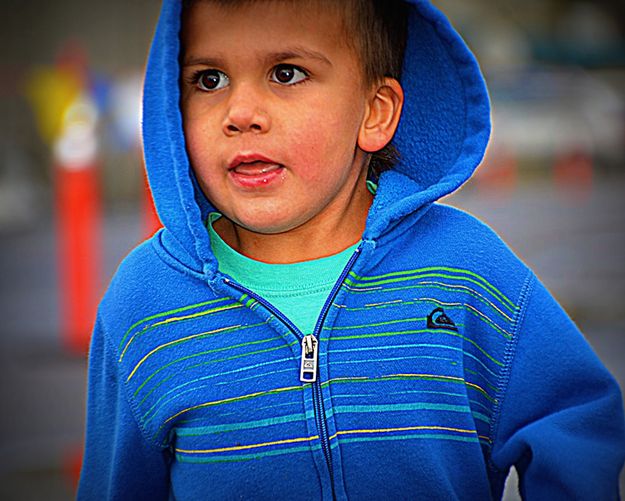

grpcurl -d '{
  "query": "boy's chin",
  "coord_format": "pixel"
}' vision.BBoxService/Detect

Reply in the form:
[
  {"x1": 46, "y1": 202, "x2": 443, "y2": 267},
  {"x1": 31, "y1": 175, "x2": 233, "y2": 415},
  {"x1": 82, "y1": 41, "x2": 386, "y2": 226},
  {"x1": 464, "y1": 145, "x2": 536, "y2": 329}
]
[{"x1": 216, "y1": 212, "x2": 304, "y2": 239}]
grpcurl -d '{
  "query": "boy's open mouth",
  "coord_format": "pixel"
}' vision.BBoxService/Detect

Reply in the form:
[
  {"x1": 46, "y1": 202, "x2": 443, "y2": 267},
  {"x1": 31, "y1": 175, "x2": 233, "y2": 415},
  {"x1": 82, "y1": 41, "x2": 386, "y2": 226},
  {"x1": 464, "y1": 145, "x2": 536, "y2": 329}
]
[
  {"x1": 227, "y1": 153, "x2": 285, "y2": 187},
  {"x1": 229, "y1": 161, "x2": 283, "y2": 176}
]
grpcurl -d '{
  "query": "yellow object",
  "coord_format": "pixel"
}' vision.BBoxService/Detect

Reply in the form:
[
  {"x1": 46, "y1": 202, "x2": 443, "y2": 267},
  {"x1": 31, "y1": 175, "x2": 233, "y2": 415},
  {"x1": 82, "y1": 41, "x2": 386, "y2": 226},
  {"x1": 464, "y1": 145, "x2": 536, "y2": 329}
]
[{"x1": 25, "y1": 67, "x2": 82, "y2": 144}]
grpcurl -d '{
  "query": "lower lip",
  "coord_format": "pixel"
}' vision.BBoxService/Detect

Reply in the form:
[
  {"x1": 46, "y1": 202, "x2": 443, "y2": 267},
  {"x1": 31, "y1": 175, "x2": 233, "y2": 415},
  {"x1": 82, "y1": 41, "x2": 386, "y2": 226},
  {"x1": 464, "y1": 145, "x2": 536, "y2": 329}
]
[{"x1": 229, "y1": 165, "x2": 285, "y2": 189}]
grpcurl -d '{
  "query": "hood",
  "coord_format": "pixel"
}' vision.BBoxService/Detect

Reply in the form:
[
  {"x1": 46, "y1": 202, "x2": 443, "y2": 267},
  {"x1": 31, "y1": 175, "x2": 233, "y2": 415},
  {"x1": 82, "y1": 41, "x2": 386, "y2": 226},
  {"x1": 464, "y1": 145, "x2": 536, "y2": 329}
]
[{"x1": 142, "y1": 0, "x2": 491, "y2": 275}]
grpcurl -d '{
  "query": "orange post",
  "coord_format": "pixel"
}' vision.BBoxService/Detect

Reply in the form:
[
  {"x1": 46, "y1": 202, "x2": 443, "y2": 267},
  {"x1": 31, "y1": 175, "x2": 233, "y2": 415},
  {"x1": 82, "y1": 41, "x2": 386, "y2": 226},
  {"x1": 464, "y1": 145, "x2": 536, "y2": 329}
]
[
  {"x1": 55, "y1": 161, "x2": 101, "y2": 354},
  {"x1": 142, "y1": 162, "x2": 162, "y2": 238},
  {"x1": 53, "y1": 92, "x2": 102, "y2": 354}
]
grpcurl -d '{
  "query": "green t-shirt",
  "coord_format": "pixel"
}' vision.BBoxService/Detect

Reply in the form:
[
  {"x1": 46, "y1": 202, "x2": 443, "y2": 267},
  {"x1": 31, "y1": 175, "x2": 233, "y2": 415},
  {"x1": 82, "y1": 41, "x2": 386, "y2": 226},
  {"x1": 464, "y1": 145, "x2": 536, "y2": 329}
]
[{"x1": 207, "y1": 213, "x2": 359, "y2": 335}]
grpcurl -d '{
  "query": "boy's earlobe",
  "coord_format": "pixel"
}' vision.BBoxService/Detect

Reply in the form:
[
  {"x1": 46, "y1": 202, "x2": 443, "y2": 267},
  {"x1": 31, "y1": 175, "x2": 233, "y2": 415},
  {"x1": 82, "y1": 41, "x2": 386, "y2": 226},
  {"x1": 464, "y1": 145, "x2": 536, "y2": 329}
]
[{"x1": 358, "y1": 78, "x2": 404, "y2": 153}]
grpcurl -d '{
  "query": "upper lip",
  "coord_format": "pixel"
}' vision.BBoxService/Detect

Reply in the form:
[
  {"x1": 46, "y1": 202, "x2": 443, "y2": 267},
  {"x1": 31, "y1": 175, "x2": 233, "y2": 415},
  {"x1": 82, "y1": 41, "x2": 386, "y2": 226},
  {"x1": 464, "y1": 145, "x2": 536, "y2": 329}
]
[{"x1": 228, "y1": 153, "x2": 280, "y2": 170}]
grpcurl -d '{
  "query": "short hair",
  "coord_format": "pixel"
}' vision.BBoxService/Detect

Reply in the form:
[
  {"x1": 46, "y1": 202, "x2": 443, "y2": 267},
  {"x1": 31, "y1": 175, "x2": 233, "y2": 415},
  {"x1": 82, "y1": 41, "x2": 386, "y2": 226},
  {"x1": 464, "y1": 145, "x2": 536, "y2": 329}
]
[{"x1": 181, "y1": 0, "x2": 409, "y2": 176}]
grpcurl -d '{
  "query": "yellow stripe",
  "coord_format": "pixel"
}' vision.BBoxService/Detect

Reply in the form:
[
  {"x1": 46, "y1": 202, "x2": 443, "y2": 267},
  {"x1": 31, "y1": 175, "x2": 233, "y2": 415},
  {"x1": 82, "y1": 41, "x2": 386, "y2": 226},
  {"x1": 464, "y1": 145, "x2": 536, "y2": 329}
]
[
  {"x1": 119, "y1": 303, "x2": 243, "y2": 362},
  {"x1": 126, "y1": 324, "x2": 240, "y2": 381},
  {"x1": 164, "y1": 385, "x2": 302, "y2": 425},
  {"x1": 151, "y1": 303, "x2": 243, "y2": 328},
  {"x1": 176, "y1": 425, "x2": 477, "y2": 455},
  {"x1": 176, "y1": 435, "x2": 319, "y2": 454},
  {"x1": 329, "y1": 425, "x2": 475, "y2": 440},
  {"x1": 384, "y1": 373, "x2": 490, "y2": 398}
]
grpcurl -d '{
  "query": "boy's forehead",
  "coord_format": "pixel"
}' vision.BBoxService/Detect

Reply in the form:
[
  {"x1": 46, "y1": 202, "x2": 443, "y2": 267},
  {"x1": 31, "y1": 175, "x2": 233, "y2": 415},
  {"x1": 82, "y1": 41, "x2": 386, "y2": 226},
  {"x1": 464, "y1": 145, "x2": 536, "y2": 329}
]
[{"x1": 182, "y1": 0, "x2": 357, "y2": 49}]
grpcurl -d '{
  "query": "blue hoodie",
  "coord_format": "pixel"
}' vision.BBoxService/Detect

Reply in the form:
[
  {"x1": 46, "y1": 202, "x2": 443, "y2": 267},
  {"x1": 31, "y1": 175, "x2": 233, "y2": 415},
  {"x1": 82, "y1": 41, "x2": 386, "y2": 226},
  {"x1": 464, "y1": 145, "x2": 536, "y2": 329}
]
[{"x1": 78, "y1": 1, "x2": 625, "y2": 499}]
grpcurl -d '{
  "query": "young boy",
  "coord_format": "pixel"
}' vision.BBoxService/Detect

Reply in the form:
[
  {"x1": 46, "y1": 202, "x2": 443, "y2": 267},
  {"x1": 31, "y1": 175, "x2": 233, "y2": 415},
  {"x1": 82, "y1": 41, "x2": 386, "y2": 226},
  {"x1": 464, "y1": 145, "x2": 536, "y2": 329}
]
[{"x1": 78, "y1": 0, "x2": 625, "y2": 499}]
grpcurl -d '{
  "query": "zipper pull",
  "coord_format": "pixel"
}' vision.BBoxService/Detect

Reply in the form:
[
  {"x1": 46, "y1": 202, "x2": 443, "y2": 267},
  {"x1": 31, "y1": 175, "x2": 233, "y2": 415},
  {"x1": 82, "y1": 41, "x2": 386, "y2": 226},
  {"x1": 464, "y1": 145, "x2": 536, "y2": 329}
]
[{"x1": 300, "y1": 334, "x2": 318, "y2": 383}]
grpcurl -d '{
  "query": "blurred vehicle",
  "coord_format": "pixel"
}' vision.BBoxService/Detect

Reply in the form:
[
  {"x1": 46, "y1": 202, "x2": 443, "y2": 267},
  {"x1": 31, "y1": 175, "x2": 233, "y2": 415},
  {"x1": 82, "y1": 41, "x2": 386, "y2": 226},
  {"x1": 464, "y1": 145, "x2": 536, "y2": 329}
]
[{"x1": 489, "y1": 67, "x2": 625, "y2": 168}]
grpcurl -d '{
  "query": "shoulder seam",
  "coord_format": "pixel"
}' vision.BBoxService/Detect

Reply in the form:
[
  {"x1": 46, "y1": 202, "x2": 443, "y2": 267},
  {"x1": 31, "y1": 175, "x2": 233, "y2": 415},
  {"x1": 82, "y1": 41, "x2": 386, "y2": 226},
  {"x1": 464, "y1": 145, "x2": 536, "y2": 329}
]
[
  {"x1": 486, "y1": 268, "x2": 536, "y2": 472},
  {"x1": 100, "y1": 318, "x2": 170, "y2": 452}
]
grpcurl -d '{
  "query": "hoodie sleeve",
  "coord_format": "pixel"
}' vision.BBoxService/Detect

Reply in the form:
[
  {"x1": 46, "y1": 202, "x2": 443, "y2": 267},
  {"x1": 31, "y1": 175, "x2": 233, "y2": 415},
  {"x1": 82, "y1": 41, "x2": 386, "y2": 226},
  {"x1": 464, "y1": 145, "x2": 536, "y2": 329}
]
[
  {"x1": 78, "y1": 316, "x2": 171, "y2": 500},
  {"x1": 490, "y1": 275, "x2": 625, "y2": 500}
]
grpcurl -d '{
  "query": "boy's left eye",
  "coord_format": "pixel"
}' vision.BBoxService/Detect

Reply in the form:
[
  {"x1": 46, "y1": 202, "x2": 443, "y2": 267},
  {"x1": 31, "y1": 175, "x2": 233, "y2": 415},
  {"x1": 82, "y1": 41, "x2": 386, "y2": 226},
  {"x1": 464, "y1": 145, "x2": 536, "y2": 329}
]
[{"x1": 270, "y1": 65, "x2": 308, "y2": 85}]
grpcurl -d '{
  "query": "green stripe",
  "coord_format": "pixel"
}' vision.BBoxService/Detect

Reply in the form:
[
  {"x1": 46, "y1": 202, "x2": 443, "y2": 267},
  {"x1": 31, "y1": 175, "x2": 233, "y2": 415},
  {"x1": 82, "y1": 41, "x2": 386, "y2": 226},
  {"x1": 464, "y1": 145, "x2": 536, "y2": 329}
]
[
  {"x1": 120, "y1": 303, "x2": 247, "y2": 362},
  {"x1": 118, "y1": 297, "x2": 232, "y2": 351},
  {"x1": 326, "y1": 304, "x2": 511, "y2": 339},
  {"x1": 322, "y1": 374, "x2": 494, "y2": 402},
  {"x1": 348, "y1": 266, "x2": 516, "y2": 309},
  {"x1": 138, "y1": 352, "x2": 294, "y2": 409},
  {"x1": 464, "y1": 368, "x2": 498, "y2": 393},
  {"x1": 346, "y1": 271, "x2": 514, "y2": 312},
  {"x1": 131, "y1": 331, "x2": 293, "y2": 399},
  {"x1": 139, "y1": 342, "x2": 297, "y2": 416},
  {"x1": 343, "y1": 282, "x2": 516, "y2": 320},
  {"x1": 138, "y1": 339, "x2": 288, "y2": 419},
  {"x1": 321, "y1": 328, "x2": 503, "y2": 367},
  {"x1": 323, "y1": 317, "x2": 427, "y2": 331},
  {"x1": 154, "y1": 385, "x2": 305, "y2": 442}
]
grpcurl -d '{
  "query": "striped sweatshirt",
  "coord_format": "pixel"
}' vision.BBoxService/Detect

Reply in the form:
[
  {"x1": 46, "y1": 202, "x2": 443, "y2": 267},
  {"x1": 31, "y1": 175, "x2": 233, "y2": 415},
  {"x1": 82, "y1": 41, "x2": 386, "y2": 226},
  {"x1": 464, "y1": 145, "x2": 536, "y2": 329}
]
[{"x1": 78, "y1": 1, "x2": 625, "y2": 499}]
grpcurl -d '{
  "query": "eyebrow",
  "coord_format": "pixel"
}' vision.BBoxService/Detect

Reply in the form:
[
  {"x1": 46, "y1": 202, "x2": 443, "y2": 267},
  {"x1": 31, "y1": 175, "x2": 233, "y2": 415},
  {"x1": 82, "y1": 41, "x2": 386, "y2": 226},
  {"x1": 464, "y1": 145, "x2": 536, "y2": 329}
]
[{"x1": 182, "y1": 46, "x2": 332, "y2": 68}]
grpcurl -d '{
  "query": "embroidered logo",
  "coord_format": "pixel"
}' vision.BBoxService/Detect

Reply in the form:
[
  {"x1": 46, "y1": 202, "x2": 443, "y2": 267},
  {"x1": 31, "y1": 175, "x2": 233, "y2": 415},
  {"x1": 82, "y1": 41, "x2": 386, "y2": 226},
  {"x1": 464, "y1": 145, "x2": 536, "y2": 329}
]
[{"x1": 427, "y1": 307, "x2": 458, "y2": 331}]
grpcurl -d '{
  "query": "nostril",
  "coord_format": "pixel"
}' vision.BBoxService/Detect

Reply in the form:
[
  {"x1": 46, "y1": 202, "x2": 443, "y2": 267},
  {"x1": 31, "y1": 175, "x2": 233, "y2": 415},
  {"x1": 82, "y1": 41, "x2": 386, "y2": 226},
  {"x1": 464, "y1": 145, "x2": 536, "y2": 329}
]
[{"x1": 227, "y1": 124, "x2": 239, "y2": 133}]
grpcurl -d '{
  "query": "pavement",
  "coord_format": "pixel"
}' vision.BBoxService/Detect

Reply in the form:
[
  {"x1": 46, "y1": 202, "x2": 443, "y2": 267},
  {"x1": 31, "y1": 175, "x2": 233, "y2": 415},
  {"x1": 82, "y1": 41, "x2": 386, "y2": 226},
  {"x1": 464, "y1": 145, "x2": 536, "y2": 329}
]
[{"x1": 0, "y1": 173, "x2": 623, "y2": 499}]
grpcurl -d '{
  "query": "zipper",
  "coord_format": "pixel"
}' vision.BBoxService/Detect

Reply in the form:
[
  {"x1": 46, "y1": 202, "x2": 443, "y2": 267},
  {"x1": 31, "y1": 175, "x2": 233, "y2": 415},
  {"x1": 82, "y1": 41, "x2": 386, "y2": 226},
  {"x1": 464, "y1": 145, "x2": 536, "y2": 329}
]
[
  {"x1": 300, "y1": 334, "x2": 319, "y2": 382},
  {"x1": 223, "y1": 244, "x2": 363, "y2": 499}
]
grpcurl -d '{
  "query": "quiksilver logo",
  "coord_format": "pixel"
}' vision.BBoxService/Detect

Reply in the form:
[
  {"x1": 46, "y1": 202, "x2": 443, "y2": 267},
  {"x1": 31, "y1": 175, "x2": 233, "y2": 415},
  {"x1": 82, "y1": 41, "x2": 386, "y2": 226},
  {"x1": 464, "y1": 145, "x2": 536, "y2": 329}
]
[{"x1": 427, "y1": 307, "x2": 458, "y2": 332}]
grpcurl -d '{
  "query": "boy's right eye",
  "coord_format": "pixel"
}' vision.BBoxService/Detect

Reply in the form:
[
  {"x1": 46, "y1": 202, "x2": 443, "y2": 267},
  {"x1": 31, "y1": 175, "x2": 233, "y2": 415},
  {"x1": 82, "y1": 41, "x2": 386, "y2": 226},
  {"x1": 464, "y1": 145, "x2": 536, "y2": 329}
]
[{"x1": 195, "y1": 70, "x2": 230, "y2": 91}]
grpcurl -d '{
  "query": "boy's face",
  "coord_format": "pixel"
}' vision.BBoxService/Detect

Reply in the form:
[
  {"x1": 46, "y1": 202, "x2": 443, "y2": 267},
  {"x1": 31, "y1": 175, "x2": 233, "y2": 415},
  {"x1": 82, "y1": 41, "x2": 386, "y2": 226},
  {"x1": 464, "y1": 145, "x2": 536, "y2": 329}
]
[{"x1": 181, "y1": 1, "x2": 377, "y2": 239}]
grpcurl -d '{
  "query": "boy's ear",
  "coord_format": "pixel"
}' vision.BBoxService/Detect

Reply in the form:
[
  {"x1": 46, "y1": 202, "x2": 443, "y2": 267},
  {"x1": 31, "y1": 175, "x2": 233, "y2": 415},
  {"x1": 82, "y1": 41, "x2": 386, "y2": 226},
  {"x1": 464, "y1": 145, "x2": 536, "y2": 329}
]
[{"x1": 358, "y1": 77, "x2": 404, "y2": 153}]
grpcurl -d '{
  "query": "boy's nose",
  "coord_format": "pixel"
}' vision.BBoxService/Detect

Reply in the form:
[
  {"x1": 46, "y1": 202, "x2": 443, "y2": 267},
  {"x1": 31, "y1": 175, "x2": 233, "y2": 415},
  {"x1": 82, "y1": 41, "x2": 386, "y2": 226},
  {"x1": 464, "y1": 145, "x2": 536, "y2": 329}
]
[{"x1": 222, "y1": 87, "x2": 271, "y2": 136}]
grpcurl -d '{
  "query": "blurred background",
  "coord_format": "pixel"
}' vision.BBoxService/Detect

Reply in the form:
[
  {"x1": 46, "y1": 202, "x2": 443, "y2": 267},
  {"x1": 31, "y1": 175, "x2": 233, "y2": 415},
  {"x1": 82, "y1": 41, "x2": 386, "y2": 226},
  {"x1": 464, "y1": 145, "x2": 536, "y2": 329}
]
[{"x1": 0, "y1": 0, "x2": 623, "y2": 498}]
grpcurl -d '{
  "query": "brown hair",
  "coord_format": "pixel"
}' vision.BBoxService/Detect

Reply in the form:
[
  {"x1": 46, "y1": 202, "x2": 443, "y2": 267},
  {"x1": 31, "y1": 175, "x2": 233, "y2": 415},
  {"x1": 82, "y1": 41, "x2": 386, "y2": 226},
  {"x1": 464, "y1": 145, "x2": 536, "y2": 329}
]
[{"x1": 181, "y1": 0, "x2": 409, "y2": 176}]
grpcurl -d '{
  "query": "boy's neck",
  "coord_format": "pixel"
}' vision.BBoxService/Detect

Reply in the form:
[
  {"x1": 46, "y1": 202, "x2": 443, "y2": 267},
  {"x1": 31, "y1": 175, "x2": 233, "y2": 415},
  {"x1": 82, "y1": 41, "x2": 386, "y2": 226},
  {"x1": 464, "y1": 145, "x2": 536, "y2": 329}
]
[{"x1": 213, "y1": 180, "x2": 373, "y2": 264}]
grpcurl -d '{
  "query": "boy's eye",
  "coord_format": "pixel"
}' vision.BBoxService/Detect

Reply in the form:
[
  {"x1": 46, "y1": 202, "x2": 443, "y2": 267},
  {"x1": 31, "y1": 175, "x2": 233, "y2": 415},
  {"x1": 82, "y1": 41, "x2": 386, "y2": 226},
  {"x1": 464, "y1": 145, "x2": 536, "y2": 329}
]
[
  {"x1": 196, "y1": 70, "x2": 229, "y2": 91},
  {"x1": 271, "y1": 64, "x2": 308, "y2": 85}
]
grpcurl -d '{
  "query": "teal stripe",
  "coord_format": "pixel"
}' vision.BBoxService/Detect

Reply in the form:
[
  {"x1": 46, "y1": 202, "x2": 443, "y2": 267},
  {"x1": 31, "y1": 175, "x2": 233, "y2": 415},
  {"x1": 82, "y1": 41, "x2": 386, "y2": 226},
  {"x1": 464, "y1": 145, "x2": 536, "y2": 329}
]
[
  {"x1": 464, "y1": 367, "x2": 498, "y2": 393},
  {"x1": 324, "y1": 308, "x2": 511, "y2": 340},
  {"x1": 324, "y1": 328, "x2": 503, "y2": 367},
  {"x1": 140, "y1": 343, "x2": 299, "y2": 427},
  {"x1": 176, "y1": 431, "x2": 479, "y2": 464},
  {"x1": 139, "y1": 348, "x2": 291, "y2": 422},
  {"x1": 215, "y1": 366, "x2": 296, "y2": 385},
  {"x1": 154, "y1": 385, "x2": 306, "y2": 442},
  {"x1": 177, "y1": 411, "x2": 311, "y2": 436},
  {"x1": 137, "y1": 352, "x2": 295, "y2": 408},
  {"x1": 180, "y1": 401, "x2": 302, "y2": 426},
  {"x1": 322, "y1": 374, "x2": 494, "y2": 402},
  {"x1": 333, "y1": 403, "x2": 471, "y2": 415},
  {"x1": 337, "y1": 433, "x2": 479, "y2": 446},
  {"x1": 472, "y1": 411, "x2": 491, "y2": 424},
  {"x1": 132, "y1": 334, "x2": 295, "y2": 399},
  {"x1": 331, "y1": 353, "x2": 458, "y2": 368},
  {"x1": 330, "y1": 342, "x2": 500, "y2": 378}
]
